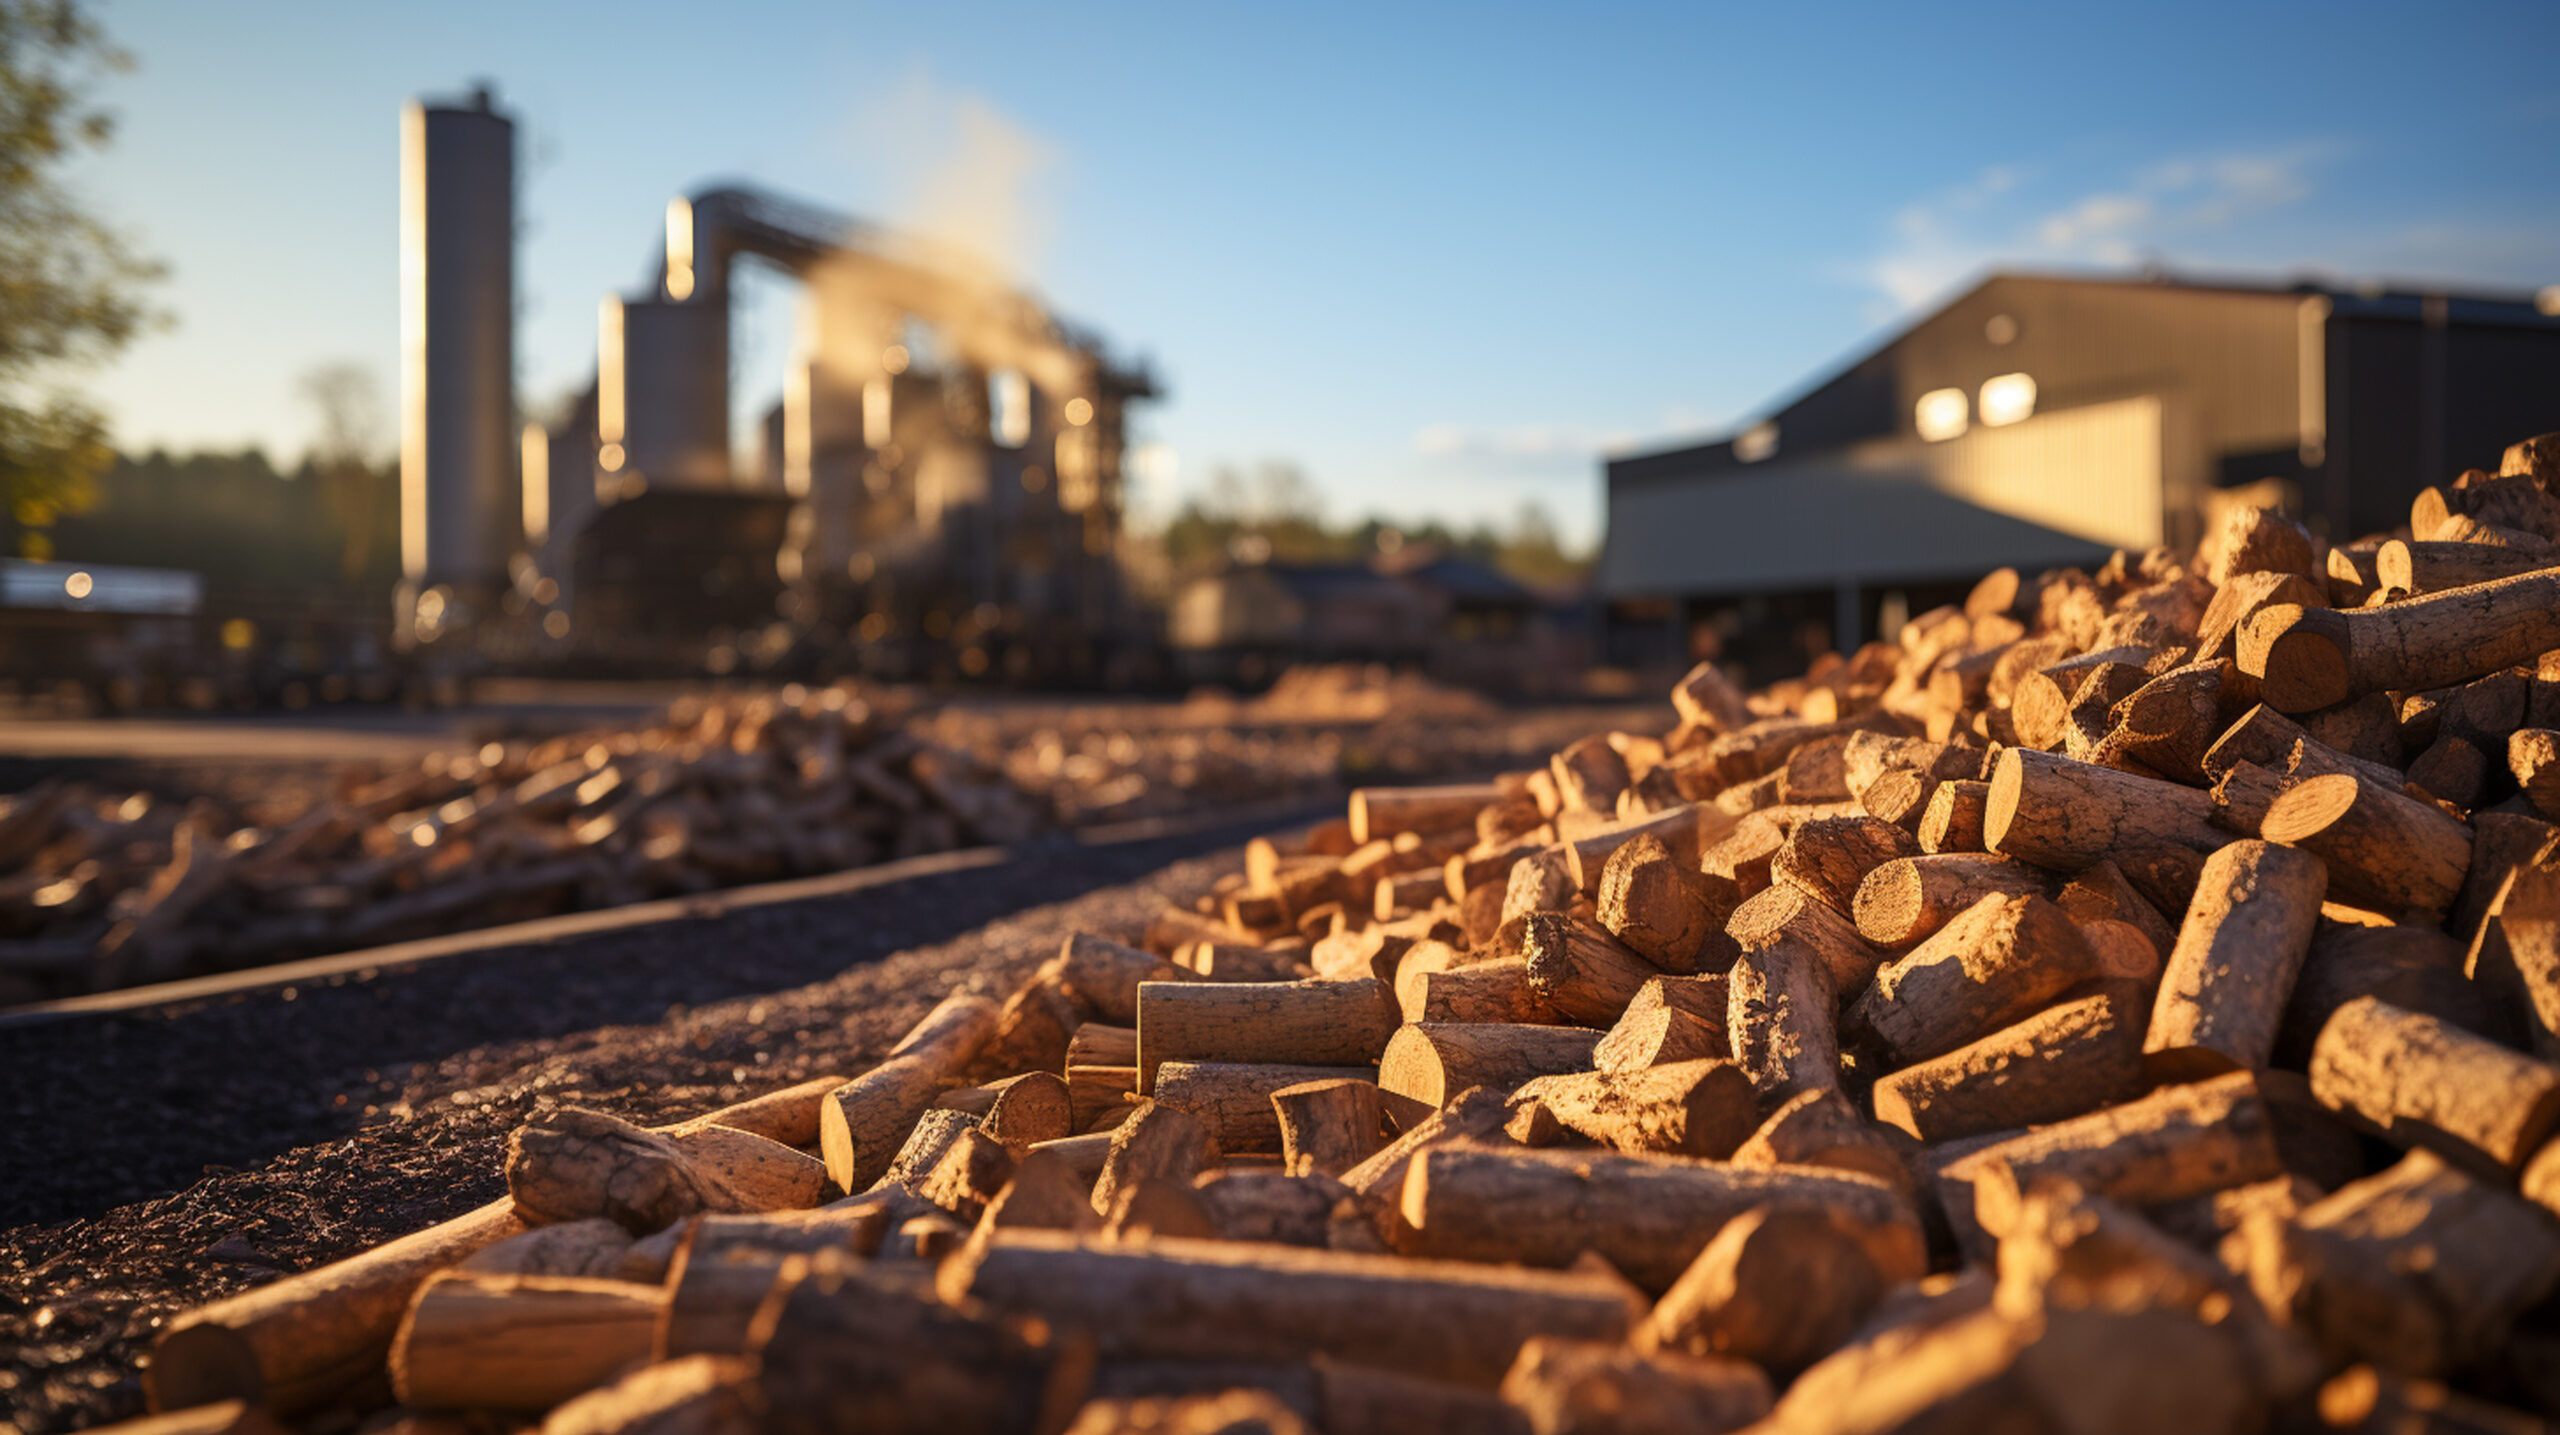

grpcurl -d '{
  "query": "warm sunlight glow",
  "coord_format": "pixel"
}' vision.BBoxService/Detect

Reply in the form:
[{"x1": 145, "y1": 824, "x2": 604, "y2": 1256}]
[
  {"x1": 520, "y1": 423, "x2": 549, "y2": 542},
  {"x1": 1916, "y1": 387, "x2": 1969, "y2": 442},
  {"x1": 1979, "y1": 372, "x2": 2037, "y2": 427}
]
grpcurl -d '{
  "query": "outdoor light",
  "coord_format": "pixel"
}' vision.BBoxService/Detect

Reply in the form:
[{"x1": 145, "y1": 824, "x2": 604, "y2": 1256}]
[
  {"x1": 1979, "y1": 372, "x2": 2037, "y2": 427},
  {"x1": 1735, "y1": 421, "x2": 1779, "y2": 462},
  {"x1": 63, "y1": 570, "x2": 94, "y2": 600},
  {"x1": 1984, "y1": 313, "x2": 2019, "y2": 345},
  {"x1": 1915, "y1": 387, "x2": 1969, "y2": 442}
]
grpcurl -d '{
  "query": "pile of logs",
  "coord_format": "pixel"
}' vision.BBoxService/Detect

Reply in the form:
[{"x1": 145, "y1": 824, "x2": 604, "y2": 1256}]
[
  {"x1": 124, "y1": 431, "x2": 2560, "y2": 1434},
  {"x1": 0, "y1": 688, "x2": 1044, "y2": 1002}
]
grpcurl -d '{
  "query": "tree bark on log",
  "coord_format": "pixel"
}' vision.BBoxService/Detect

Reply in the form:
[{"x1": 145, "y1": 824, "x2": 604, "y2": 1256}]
[
  {"x1": 1397, "y1": 1143, "x2": 1916, "y2": 1292},
  {"x1": 1985, "y1": 749, "x2": 2224, "y2": 871},
  {"x1": 1851, "y1": 854, "x2": 2047, "y2": 949},
  {"x1": 2239, "y1": 571, "x2": 2560, "y2": 713},
  {"x1": 1849, "y1": 893, "x2": 2105, "y2": 1065},
  {"x1": 2307, "y1": 995, "x2": 2560, "y2": 1175},
  {"x1": 943, "y1": 1230, "x2": 1644, "y2": 1388},
  {"x1": 1376, "y1": 1023, "x2": 1602, "y2": 1109},
  {"x1": 2144, "y1": 839, "x2": 2327, "y2": 1077},
  {"x1": 817, "y1": 991, "x2": 1000, "y2": 1192},
  {"x1": 388, "y1": 1272, "x2": 665, "y2": 1412},
  {"x1": 2261, "y1": 773, "x2": 2472, "y2": 917},
  {"x1": 1724, "y1": 937, "x2": 1841, "y2": 1098},
  {"x1": 1135, "y1": 979, "x2": 1399, "y2": 1094},
  {"x1": 1151, "y1": 1061, "x2": 1372, "y2": 1154},
  {"x1": 1871, "y1": 986, "x2": 2147, "y2": 1143},
  {"x1": 1510, "y1": 1059, "x2": 1757, "y2": 1158}
]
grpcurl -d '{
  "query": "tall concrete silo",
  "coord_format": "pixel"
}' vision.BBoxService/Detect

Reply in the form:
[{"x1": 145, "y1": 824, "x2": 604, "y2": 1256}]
[{"x1": 398, "y1": 87, "x2": 515, "y2": 636}]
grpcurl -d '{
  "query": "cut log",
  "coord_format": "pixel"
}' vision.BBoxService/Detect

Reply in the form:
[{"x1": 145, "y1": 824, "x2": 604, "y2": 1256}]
[
  {"x1": 1985, "y1": 748, "x2": 2224, "y2": 871},
  {"x1": 1871, "y1": 986, "x2": 2147, "y2": 1143},
  {"x1": 2513, "y1": 728, "x2": 2560, "y2": 819},
  {"x1": 1403, "y1": 957, "x2": 1551, "y2": 1025},
  {"x1": 1642, "y1": 1204, "x2": 1925, "y2": 1377},
  {"x1": 817, "y1": 990, "x2": 1000, "y2": 1192},
  {"x1": 1850, "y1": 893, "x2": 2106, "y2": 1065},
  {"x1": 1398, "y1": 1143, "x2": 1916, "y2": 1292},
  {"x1": 1134, "y1": 978, "x2": 1398, "y2": 1094},
  {"x1": 1376, "y1": 1022, "x2": 1602, "y2": 1109},
  {"x1": 2201, "y1": 703, "x2": 2405, "y2": 791},
  {"x1": 1270, "y1": 1078, "x2": 1387, "y2": 1178},
  {"x1": 506, "y1": 1110, "x2": 809, "y2": 1235},
  {"x1": 2470, "y1": 850, "x2": 2560, "y2": 1058},
  {"x1": 1152, "y1": 1061, "x2": 1369, "y2": 1153},
  {"x1": 2239, "y1": 571, "x2": 2560, "y2": 713},
  {"x1": 1724, "y1": 936, "x2": 1841, "y2": 1098},
  {"x1": 145, "y1": 1199, "x2": 526, "y2": 1415},
  {"x1": 1770, "y1": 816, "x2": 1920, "y2": 915},
  {"x1": 1936, "y1": 1071, "x2": 2282, "y2": 1250},
  {"x1": 1916, "y1": 778, "x2": 1991, "y2": 853},
  {"x1": 1851, "y1": 854, "x2": 2047, "y2": 949},
  {"x1": 1349, "y1": 784, "x2": 1502, "y2": 844},
  {"x1": 1592, "y1": 1003, "x2": 1725, "y2": 1075},
  {"x1": 2261, "y1": 772, "x2": 2472, "y2": 916},
  {"x1": 1597, "y1": 832, "x2": 1731, "y2": 972},
  {"x1": 751, "y1": 1249, "x2": 1053, "y2": 1433},
  {"x1": 944, "y1": 1229, "x2": 1644, "y2": 1387},
  {"x1": 2277, "y1": 923, "x2": 2495, "y2": 1068},
  {"x1": 1724, "y1": 881, "x2": 1883, "y2": 992},
  {"x1": 2236, "y1": 1149, "x2": 2560, "y2": 1378},
  {"x1": 1519, "y1": 912, "x2": 1659, "y2": 1026},
  {"x1": 2143, "y1": 839, "x2": 2327, "y2": 1077},
  {"x1": 1500, "y1": 1337, "x2": 1773, "y2": 1435},
  {"x1": 388, "y1": 1271, "x2": 664, "y2": 1412},
  {"x1": 1092, "y1": 1100, "x2": 1220, "y2": 1216},
  {"x1": 540, "y1": 1354, "x2": 755, "y2": 1435},
  {"x1": 2307, "y1": 995, "x2": 2560, "y2": 1175},
  {"x1": 1511, "y1": 1059, "x2": 1757, "y2": 1158}
]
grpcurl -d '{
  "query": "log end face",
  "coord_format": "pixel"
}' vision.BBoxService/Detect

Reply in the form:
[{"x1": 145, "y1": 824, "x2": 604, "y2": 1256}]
[
  {"x1": 2244, "y1": 605, "x2": 2353, "y2": 714},
  {"x1": 1982, "y1": 750, "x2": 2025, "y2": 858},
  {"x1": 2259, "y1": 774, "x2": 2362, "y2": 847},
  {"x1": 145, "y1": 1320, "x2": 265, "y2": 1414}
]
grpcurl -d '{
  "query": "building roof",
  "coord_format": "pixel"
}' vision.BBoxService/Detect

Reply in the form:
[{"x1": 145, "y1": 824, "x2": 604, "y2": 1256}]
[
  {"x1": 1610, "y1": 267, "x2": 2560, "y2": 480},
  {"x1": 1597, "y1": 457, "x2": 2109, "y2": 598}
]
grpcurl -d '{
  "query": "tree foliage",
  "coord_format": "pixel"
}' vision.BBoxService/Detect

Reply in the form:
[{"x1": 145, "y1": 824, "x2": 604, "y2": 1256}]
[
  {"x1": 0, "y1": 1, "x2": 158, "y2": 557},
  {"x1": 1155, "y1": 459, "x2": 1590, "y2": 588}
]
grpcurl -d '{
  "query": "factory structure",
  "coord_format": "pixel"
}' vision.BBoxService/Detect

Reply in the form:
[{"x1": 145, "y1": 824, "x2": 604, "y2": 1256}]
[
  {"x1": 399, "y1": 86, "x2": 1156, "y2": 681},
  {"x1": 1596, "y1": 272, "x2": 2560, "y2": 677}
]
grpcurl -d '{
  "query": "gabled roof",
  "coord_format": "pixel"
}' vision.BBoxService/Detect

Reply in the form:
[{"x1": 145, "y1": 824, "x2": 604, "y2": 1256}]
[{"x1": 1595, "y1": 456, "x2": 2108, "y2": 598}]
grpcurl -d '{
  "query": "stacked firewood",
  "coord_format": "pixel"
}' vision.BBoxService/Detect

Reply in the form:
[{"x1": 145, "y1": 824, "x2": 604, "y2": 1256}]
[
  {"x1": 0, "y1": 688, "x2": 1044, "y2": 1001},
  {"x1": 126, "y1": 431, "x2": 2560, "y2": 1433}
]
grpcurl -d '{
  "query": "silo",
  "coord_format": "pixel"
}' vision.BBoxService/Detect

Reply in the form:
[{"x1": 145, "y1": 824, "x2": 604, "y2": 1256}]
[{"x1": 398, "y1": 88, "x2": 515, "y2": 614}]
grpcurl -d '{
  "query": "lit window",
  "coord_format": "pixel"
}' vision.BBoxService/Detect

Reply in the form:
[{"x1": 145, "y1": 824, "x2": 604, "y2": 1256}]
[
  {"x1": 990, "y1": 370, "x2": 1032, "y2": 448},
  {"x1": 1915, "y1": 388, "x2": 1969, "y2": 442},
  {"x1": 1979, "y1": 373, "x2": 2037, "y2": 427},
  {"x1": 2540, "y1": 286, "x2": 2560, "y2": 318},
  {"x1": 1735, "y1": 421, "x2": 1779, "y2": 463}
]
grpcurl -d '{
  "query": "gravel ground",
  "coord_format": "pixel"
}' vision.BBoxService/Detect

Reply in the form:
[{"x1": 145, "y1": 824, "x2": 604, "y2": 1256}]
[{"x1": 0, "y1": 818, "x2": 1274, "y2": 1435}]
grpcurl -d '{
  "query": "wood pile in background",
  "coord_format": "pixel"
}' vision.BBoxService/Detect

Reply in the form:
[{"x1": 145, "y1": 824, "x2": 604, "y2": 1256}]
[
  {"x1": 0, "y1": 688, "x2": 1039, "y2": 1002},
  {"x1": 119, "y1": 432, "x2": 2560, "y2": 1433}
]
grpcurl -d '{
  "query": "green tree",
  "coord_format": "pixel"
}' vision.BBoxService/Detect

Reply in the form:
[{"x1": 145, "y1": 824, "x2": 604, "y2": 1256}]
[{"x1": 0, "y1": 1, "x2": 158, "y2": 559}]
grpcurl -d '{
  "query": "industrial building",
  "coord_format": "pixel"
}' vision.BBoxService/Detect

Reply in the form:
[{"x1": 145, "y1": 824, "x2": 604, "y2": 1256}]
[
  {"x1": 1595, "y1": 271, "x2": 2560, "y2": 677},
  {"x1": 399, "y1": 87, "x2": 1157, "y2": 681}
]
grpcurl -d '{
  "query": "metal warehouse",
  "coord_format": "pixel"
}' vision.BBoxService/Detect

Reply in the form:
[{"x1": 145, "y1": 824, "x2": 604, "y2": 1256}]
[{"x1": 1595, "y1": 271, "x2": 2560, "y2": 677}]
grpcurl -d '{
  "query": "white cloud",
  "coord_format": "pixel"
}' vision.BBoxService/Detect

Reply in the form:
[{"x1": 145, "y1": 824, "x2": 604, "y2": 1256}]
[
  {"x1": 1411, "y1": 421, "x2": 1640, "y2": 467},
  {"x1": 1854, "y1": 145, "x2": 2331, "y2": 313}
]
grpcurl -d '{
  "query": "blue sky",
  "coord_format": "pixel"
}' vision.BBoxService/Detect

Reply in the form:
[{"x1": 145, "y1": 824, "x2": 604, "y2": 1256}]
[{"x1": 65, "y1": 1, "x2": 2560, "y2": 549}]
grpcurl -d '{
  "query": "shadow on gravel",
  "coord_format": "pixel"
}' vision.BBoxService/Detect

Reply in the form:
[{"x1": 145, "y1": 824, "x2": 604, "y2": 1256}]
[{"x1": 0, "y1": 810, "x2": 1308, "y2": 1229}]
